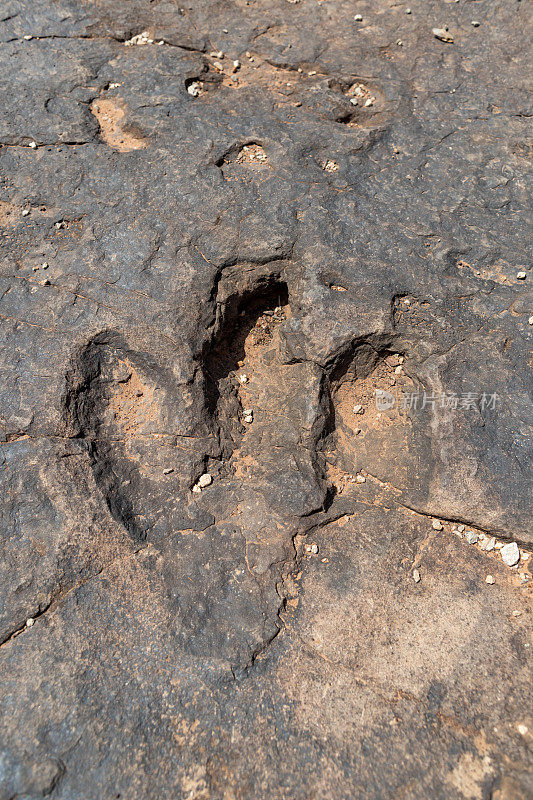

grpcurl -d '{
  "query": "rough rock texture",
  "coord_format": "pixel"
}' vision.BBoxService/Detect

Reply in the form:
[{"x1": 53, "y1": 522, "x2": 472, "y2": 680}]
[{"x1": 0, "y1": 0, "x2": 531, "y2": 797}]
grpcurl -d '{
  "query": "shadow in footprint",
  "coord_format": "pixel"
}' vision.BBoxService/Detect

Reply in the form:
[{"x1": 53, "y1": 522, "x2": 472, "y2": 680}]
[{"x1": 203, "y1": 279, "x2": 289, "y2": 460}]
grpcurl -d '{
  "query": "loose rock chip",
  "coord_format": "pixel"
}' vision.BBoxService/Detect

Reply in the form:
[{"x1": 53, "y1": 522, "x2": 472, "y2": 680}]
[
  {"x1": 432, "y1": 28, "x2": 454, "y2": 43},
  {"x1": 500, "y1": 542, "x2": 520, "y2": 567}
]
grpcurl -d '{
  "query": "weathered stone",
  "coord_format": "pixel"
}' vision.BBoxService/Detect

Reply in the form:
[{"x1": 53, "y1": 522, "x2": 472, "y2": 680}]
[{"x1": 0, "y1": 0, "x2": 531, "y2": 797}]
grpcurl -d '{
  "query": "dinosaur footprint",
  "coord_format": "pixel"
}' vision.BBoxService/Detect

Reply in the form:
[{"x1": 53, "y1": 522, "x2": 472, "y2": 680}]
[{"x1": 63, "y1": 272, "x2": 328, "y2": 670}]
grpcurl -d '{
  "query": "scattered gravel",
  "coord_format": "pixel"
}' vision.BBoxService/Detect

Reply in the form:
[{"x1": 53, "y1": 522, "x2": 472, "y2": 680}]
[{"x1": 124, "y1": 31, "x2": 153, "y2": 46}]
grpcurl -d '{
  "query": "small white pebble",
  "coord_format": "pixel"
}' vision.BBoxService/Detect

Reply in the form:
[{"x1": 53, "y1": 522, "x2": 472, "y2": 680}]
[
  {"x1": 517, "y1": 724, "x2": 528, "y2": 736},
  {"x1": 394, "y1": 365, "x2": 403, "y2": 374},
  {"x1": 403, "y1": 298, "x2": 411, "y2": 305},
  {"x1": 405, "y1": 8, "x2": 411, "y2": 14},
  {"x1": 238, "y1": 373, "x2": 248, "y2": 384},
  {"x1": 306, "y1": 543, "x2": 319, "y2": 554},
  {"x1": 22, "y1": 208, "x2": 30, "y2": 216},
  {"x1": 512, "y1": 610, "x2": 522, "y2": 617},
  {"x1": 364, "y1": 98, "x2": 374, "y2": 107},
  {"x1": 197, "y1": 473, "x2": 212, "y2": 488},
  {"x1": 353, "y1": 404, "x2": 363, "y2": 414},
  {"x1": 162, "y1": 468, "x2": 173, "y2": 475},
  {"x1": 192, "y1": 484, "x2": 201, "y2": 493},
  {"x1": 432, "y1": 520, "x2": 443, "y2": 531},
  {"x1": 456, "y1": 524, "x2": 465, "y2": 532},
  {"x1": 38, "y1": 279, "x2": 50, "y2": 286},
  {"x1": 41, "y1": 262, "x2": 48, "y2": 269},
  {"x1": 354, "y1": 14, "x2": 363, "y2": 22},
  {"x1": 500, "y1": 542, "x2": 520, "y2": 566},
  {"x1": 356, "y1": 474, "x2": 366, "y2": 484},
  {"x1": 349, "y1": 98, "x2": 358, "y2": 106},
  {"x1": 465, "y1": 531, "x2": 478, "y2": 544},
  {"x1": 187, "y1": 82, "x2": 201, "y2": 97},
  {"x1": 516, "y1": 271, "x2": 527, "y2": 280},
  {"x1": 29, "y1": 141, "x2": 37, "y2": 149},
  {"x1": 396, "y1": 40, "x2": 403, "y2": 46},
  {"x1": 413, "y1": 569, "x2": 421, "y2": 583},
  {"x1": 485, "y1": 536, "x2": 496, "y2": 552},
  {"x1": 26, "y1": 618, "x2": 34, "y2": 627},
  {"x1": 432, "y1": 28, "x2": 454, "y2": 43},
  {"x1": 485, "y1": 575, "x2": 495, "y2": 585},
  {"x1": 471, "y1": 20, "x2": 480, "y2": 27}
]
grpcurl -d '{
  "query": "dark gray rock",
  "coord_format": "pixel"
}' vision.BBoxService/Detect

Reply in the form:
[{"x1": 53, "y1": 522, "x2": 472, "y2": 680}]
[{"x1": 0, "y1": 0, "x2": 531, "y2": 797}]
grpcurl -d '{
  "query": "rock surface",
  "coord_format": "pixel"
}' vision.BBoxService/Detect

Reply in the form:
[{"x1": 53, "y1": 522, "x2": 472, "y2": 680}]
[{"x1": 0, "y1": 0, "x2": 531, "y2": 797}]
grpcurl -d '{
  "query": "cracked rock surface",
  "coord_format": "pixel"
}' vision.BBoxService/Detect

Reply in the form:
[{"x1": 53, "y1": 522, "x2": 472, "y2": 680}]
[{"x1": 0, "y1": 0, "x2": 531, "y2": 797}]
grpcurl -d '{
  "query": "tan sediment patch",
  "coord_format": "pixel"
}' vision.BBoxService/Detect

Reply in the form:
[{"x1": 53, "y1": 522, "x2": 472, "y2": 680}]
[
  {"x1": 445, "y1": 753, "x2": 494, "y2": 800},
  {"x1": 91, "y1": 98, "x2": 146, "y2": 152},
  {"x1": 0, "y1": 200, "x2": 19, "y2": 227},
  {"x1": 332, "y1": 353, "x2": 414, "y2": 445},
  {"x1": 235, "y1": 143, "x2": 269, "y2": 166},
  {"x1": 107, "y1": 359, "x2": 158, "y2": 437}
]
